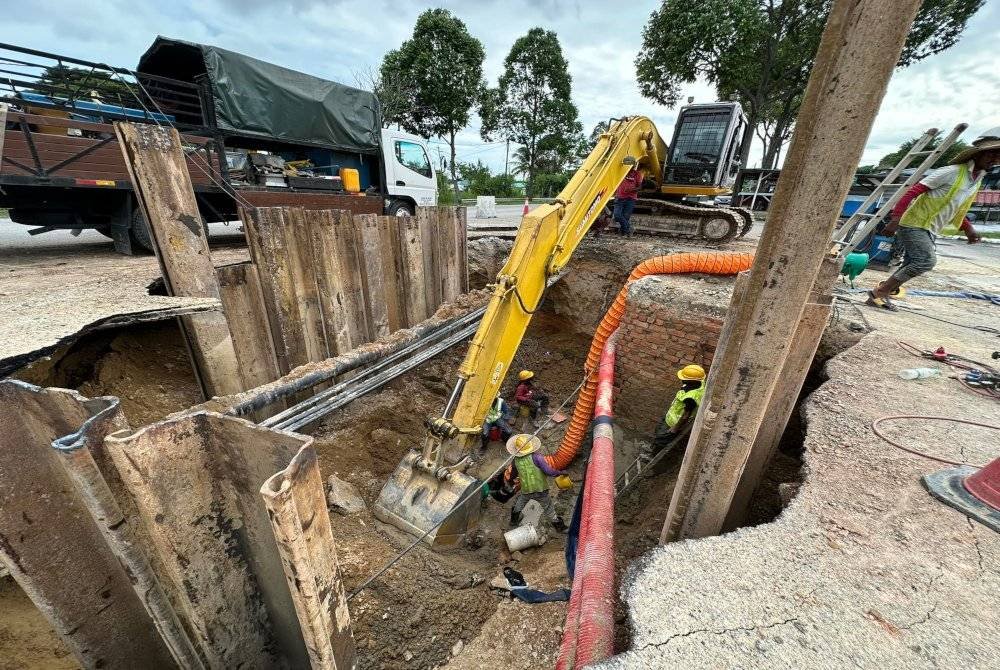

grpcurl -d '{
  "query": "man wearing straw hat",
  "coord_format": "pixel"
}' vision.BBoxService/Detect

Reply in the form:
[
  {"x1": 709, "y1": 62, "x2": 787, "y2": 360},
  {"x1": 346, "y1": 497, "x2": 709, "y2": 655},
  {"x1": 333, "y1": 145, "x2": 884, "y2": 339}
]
[
  {"x1": 868, "y1": 127, "x2": 1000, "y2": 310},
  {"x1": 506, "y1": 434, "x2": 568, "y2": 532}
]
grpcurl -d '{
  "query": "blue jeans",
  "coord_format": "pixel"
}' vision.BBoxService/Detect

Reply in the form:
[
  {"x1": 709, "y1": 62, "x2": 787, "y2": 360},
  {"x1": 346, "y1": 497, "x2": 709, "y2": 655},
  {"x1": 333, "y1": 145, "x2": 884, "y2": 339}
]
[{"x1": 613, "y1": 198, "x2": 636, "y2": 235}]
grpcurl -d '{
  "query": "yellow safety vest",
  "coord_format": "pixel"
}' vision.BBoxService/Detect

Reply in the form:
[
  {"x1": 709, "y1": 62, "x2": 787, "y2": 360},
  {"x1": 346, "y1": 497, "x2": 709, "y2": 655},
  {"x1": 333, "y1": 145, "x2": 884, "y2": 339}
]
[
  {"x1": 900, "y1": 163, "x2": 981, "y2": 235},
  {"x1": 664, "y1": 385, "x2": 705, "y2": 429}
]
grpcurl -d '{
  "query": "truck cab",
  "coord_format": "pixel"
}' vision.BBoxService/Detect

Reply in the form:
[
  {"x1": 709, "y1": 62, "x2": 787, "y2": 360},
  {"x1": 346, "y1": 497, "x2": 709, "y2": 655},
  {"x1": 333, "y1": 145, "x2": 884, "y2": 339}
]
[{"x1": 382, "y1": 129, "x2": 437, "y2": 216}]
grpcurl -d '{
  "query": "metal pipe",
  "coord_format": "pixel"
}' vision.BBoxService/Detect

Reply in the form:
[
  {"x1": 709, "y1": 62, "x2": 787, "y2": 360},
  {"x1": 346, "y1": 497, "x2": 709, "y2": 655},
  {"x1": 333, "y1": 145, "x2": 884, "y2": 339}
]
[{"x1": 227, "y1": 307, "x2": 486, "y2": 417}]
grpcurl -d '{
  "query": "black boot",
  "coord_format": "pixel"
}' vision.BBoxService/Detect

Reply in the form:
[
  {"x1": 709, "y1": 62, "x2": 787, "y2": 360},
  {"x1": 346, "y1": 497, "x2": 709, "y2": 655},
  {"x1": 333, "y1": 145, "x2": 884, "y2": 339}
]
[{"x1": 551, "y1": 517, "x2": 568, "y2": 533}]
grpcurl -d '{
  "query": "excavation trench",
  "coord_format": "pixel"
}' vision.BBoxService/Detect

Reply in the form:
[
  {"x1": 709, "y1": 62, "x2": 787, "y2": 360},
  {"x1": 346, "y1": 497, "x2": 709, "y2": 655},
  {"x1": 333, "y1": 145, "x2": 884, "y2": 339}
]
[{"x1": 3, "y1": 236, "x2": 863, "y2": 669}]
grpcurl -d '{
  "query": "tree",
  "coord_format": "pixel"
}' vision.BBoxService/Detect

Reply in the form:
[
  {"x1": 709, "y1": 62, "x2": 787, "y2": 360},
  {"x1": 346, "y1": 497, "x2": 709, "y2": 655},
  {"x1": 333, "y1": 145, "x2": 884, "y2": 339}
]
[
  {"x1": 458, "y1": 160, "x2": 520, "y2": 197},
  {"x1": 480, "y1": 28, "x2": 584, "y2": 193},
  {"x1": 380, "y1": 9, "x2": 485, "y2": 197},
  {"x1": 878, "y1": 136, "x2": 970, "y2": 170},
  {"x1": 38, "y1": 64, "x2": 131, "y2": 102},
  {"x1": 353, "y1": 63, "x2": 408, "y2": 128},
  {"x1": 636, "y1": 0, "x2": 984, "y2": 170}
]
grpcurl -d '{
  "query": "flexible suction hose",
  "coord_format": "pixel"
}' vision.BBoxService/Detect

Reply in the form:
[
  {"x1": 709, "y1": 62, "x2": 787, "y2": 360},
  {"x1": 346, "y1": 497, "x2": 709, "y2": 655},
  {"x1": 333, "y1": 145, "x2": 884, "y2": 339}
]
[{"x1": 545, "y1": 252, "x2": 754, "y2": 471}]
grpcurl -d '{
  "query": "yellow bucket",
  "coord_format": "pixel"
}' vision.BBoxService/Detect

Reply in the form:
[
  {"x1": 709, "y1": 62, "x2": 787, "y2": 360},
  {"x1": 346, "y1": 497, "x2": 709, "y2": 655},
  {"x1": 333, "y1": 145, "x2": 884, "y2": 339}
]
[
  {"x1": 340, "y1": 167, "x2": 361, "y2": 193},
  {"x1": 555, "y1": 474, "x2": 573, "y2": 490}
]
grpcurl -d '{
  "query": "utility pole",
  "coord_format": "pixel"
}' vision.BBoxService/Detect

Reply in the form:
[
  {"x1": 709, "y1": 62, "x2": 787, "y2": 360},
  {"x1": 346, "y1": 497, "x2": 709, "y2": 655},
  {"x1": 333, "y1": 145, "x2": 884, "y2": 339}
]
[
  {"x1": 660, "y1": 0, "x2": 925, "y2": 543},
  {"x1": 504, "y1": 140, "x2": 510, "y2": 176}
]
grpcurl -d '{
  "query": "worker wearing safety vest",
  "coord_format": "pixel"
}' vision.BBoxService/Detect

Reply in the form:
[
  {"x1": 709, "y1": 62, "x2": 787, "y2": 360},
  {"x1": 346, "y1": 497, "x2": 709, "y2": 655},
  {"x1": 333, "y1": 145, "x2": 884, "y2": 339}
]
[
  {"x1": 507, "y1": 434, "x2": 568, "y2": 532},
  {"x1": 868, "y1": 128, "x2": 1000, "y2": 310},
  {"x1": 643, "y1": 364, "x2": 706, "y2": 461},
  {"x1": 481, "y1": 395, "x2": 514, "y2": 450}
]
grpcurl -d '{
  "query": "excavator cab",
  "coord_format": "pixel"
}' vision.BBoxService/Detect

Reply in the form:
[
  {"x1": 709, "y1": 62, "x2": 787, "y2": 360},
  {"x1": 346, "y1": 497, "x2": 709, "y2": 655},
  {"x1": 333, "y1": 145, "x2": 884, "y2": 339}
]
[{"x1": 661, "y1": 102, "x2": 748, "y2": 196}]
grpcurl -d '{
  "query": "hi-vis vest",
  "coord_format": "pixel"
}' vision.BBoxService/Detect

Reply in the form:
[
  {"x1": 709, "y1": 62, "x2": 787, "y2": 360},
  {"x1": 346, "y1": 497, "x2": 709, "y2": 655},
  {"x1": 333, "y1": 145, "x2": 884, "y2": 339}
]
[
  {"x1": 900, "y1": 162, "x2": 982, "y2": 235},
  {"x1": 664, "y1": 385, "x2": 705, "y2": 428},
  {"x1": 485, "y1": 397, "x2": 504, "y2": 424},
  {"x1": 514, "y1": 454, "x2": 546, "y2": 494}
]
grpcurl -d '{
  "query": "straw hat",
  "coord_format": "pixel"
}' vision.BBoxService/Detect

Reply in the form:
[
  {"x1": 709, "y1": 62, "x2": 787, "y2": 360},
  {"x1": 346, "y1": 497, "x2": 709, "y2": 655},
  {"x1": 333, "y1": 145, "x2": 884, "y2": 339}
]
[
  {"x1": 506, "y1": 434, "x2": 541, "y2": 457},
  {"x1": 950, "y1": 127, "x2": 1000, "y2": 165}
]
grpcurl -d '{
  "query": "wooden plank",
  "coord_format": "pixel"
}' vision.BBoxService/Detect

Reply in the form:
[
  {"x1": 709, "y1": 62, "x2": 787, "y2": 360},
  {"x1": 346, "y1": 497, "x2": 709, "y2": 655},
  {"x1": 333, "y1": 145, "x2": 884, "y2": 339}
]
[
  {"x1": 721, "y1": 302, "x2": 831, "y2": 531},
  {"x1": 439, "y1": 206, "x2": 463, "y2": 304},
  {"x1": 216, "y1": 262, "x2": 282, "y2": 390},
  {"x1": 0, "y1": 104, "x2": 6, "y2": 173},
  {"x1": 242, "y1": 208, "x2": 303, "y2": 374},
  {"x1": 310, "y1": 209, "x2": 369, "y2": 354},
  {"x1": 376, "y1": 215, "x2": 407, "y2": 332},
  {"x1": 660, "y1": 0, "x2": 923, "y2": 542},
  {"x1": 261, "y1": 445, "x2": 357, "y2": 670},
  {"x1": 285, "y1": 207, "x2": 330, "y2": 363},
  {"x1": 356, "y1": 213, "x2": 391, "y2": 340},
  {"x1": 0, "y1": 381, "x2": 179, "y2": 669},
  {"x1": 114, "y1": 122, "x2": 242, "y2": 398},
  {"x1": 417, "y1": 207, "x2": 441, "y2": 313},
  {"x1": 456, "y1": 205, "x2": 469, "y2": 294},
  {"x1": 397, "y1": 214, "x2": 429, "y2": 326}
]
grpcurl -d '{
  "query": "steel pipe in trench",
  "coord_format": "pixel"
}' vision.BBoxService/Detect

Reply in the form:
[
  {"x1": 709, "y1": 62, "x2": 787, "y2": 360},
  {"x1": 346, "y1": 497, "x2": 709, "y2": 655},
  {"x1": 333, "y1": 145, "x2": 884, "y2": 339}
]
[{"x1": 557, "y1": 331, "x2": 618, "y2": 669}]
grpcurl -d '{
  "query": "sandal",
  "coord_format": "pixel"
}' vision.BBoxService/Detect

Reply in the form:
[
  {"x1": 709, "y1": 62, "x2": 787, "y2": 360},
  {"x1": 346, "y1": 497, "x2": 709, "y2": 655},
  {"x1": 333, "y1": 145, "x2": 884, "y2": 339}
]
[{"x1": 866, "y1": 290, "x2": 898, "y2": 311}]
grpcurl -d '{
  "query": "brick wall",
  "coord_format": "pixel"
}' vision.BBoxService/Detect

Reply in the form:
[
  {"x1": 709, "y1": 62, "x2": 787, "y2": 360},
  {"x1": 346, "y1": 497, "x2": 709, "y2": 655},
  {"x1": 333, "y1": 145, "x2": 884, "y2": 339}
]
[{"x1": 615, "y1": 276, "x2": 729, "y2": 432}]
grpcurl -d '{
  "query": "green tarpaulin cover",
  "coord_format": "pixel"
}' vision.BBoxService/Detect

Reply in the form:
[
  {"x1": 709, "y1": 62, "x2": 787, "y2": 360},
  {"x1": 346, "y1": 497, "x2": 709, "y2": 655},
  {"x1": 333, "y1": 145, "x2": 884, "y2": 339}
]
[{"x1": 138, "y1": 37, "x2": 381, "y2": 153}]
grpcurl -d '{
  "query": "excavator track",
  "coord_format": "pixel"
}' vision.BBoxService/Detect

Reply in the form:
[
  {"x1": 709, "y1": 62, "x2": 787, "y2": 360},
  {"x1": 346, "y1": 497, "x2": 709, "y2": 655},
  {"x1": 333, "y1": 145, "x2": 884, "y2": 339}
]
[
  {"x1": 732, "y1": 206, "x2": 754, "y2": 237},
  {"x1": 629, "y1": 198, "x2": 742, "y2": 244}
]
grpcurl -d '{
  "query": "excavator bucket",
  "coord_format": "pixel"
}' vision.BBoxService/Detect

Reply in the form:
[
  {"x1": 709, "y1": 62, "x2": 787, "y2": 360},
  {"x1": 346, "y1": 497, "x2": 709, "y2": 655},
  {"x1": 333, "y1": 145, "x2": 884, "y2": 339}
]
[{"x1": 373, "y1": 451, "x2": 481, "y2": 546}]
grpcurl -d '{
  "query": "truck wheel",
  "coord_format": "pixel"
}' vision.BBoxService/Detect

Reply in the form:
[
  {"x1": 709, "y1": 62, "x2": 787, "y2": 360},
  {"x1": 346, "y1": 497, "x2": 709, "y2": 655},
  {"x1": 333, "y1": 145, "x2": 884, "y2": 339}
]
[
  {"x1": 129, "y1": 208, "x2": 154, "y2": 252},
  {"x1": 387, "y1": 200, "x2": 414, "y2": 217}
]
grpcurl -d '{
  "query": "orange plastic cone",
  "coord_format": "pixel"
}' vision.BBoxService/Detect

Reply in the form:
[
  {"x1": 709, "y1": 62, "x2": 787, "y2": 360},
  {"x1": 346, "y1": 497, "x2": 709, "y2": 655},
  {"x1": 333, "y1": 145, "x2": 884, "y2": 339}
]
[{"x1": 522, "y1": 197, "x2": 530, "y2": 216}]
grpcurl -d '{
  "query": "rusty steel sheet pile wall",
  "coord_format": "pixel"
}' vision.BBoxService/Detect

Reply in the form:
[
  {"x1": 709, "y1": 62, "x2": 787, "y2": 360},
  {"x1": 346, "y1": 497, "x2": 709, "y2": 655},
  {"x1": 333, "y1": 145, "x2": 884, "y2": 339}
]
[
  {"x1": 0, "y1": 380, "x2": 179, "y2": 669},
  {"x1": 240, "y1": 205, "x2": 469, "y2": 381},
  {"x1": 104, "y1": 411, "x2": 316, "y2": 669},
  {"x1": 262, "y1": 446, "x2": 357, "y2": 669}
]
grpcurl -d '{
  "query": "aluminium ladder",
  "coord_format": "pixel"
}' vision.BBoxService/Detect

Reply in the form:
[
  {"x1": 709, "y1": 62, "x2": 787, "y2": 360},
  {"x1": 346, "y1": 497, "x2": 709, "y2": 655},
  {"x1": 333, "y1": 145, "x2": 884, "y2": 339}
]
[{"x1": 830, "y1": 123, "x2": 968, "y2": 258}]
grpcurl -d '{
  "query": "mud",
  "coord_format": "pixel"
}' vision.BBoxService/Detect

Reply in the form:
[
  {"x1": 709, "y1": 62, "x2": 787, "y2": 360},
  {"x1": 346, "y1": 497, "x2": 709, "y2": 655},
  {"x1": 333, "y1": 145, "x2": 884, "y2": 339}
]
[
  {"x1": 14, "y1": 320, "x2": 203, "y2": 427},
  {"x1": 0, "y1": 578, "x2": 76, "y2": 670}
]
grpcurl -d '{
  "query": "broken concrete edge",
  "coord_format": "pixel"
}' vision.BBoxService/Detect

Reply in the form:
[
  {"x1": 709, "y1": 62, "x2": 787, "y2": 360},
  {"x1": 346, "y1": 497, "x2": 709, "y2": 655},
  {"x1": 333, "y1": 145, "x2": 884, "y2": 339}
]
[
  {"x1": 0, "y1": 300, "x2": 223, "y2": 377},
  {"x1": 203, "y1": 288, "x2": 491, "y2": 417}
]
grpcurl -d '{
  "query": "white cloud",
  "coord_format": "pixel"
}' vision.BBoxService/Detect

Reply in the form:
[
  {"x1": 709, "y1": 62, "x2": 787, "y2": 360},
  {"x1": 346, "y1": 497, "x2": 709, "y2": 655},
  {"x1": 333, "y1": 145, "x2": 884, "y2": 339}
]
[{"x1": 3, "y1": 0, "x2": 995, "y2": 174}]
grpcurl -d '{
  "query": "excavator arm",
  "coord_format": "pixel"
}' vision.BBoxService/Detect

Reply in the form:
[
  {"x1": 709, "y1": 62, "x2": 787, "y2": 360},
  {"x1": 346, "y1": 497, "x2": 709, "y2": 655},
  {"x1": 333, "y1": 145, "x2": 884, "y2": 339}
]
[{"x1": 374, "y1": 117, "x2": 667, "y2": 545}]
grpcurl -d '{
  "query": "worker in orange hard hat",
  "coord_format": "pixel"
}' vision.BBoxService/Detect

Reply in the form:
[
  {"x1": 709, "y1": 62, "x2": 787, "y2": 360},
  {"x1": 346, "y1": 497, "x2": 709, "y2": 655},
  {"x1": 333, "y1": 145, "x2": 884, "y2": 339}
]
[
  {"x1": 642, "y1": 364, "x2": 707, "y2": 463},
  {"x1": 515, "y1": 370, "x2": 550, "y2": 427}
]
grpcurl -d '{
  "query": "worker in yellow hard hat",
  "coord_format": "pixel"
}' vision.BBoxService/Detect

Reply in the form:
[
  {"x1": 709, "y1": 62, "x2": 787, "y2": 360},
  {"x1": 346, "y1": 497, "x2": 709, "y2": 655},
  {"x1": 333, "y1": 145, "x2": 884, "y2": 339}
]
[
  {"x1": 506, "y1": 434, "x2": 568, "y2": 532},
  {"x1": 642, "y1": 364, "x2": 707, "y2": 463},
  {"x1": 515, "y1": 370, "x2": 550, "y2": 427}
]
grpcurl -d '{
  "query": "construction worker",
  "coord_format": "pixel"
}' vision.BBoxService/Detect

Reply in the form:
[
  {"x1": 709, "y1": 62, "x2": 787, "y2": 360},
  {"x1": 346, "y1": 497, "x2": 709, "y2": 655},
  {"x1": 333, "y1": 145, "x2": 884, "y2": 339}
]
[
  {"x1": 643, "y1": 364, "x2": 706, "y2": 461},
  {"x1": 507, "y1": 434, "x2": 567, "y2": 532},
  {"x1": 868, "y1": 127, "x2": 1000, "y2": 310},
  {"x1": 613, "y1": 167, "x2": 644, "y2": 237},
  {"x1": 515, "y1": 370, "x2": 549, "y2": 426},
  {"x1": 481, "y1": 394, "x2": 514, "y2": 450}
]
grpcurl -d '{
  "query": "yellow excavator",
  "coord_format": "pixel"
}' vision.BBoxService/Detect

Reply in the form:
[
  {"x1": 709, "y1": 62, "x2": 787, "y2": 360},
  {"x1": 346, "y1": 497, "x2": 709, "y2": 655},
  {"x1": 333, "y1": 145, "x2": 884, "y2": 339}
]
[{"x1": 374, "y1": 105, "x2": 750, "y2": 545}]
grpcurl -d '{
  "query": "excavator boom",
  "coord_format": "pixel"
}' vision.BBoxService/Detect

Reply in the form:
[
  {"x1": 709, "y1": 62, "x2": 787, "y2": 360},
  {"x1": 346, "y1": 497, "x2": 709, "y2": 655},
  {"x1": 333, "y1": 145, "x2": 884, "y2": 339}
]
[{"x1": 374, "y1": 117, "x2": 667, "y2": 545}]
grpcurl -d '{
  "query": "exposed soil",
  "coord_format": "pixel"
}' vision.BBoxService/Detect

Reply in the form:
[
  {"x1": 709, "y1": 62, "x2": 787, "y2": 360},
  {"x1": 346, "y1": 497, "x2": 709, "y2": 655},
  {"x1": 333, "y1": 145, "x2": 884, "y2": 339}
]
[
  {"x1": 0, "y1": 577, "x2": 76, "y2": 670},
  {"x1": 14, "y1": 320, "x2": 203, "y2": 427}
]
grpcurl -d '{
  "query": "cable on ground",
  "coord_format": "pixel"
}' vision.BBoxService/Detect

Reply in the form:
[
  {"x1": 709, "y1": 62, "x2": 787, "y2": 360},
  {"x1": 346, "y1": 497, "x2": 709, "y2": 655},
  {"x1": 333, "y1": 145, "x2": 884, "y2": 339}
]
[{"x1": 870, "y1": 414, "x2": 999, "y2": 468}]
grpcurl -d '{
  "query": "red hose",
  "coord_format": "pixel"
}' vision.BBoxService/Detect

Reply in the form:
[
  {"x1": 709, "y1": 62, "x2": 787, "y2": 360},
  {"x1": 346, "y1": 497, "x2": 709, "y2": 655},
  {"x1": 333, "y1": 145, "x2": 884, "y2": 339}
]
[
  {"x1": 557, "y1": 333, "x2": 618, "y2": 669},
  {"x1": 545, "y1": 252, "x2": 754, "y2": 471}
]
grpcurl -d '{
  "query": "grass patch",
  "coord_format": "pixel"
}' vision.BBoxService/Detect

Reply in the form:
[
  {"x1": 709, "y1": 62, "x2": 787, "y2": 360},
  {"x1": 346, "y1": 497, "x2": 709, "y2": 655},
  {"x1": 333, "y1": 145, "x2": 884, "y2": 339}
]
[{"x1": 0, "y1": 208, "x2": 8, "y2": 219}]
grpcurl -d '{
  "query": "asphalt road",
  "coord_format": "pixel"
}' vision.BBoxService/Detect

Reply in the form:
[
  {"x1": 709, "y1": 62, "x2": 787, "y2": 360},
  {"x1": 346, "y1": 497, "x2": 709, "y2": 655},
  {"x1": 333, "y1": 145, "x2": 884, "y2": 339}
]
[{"x1": 0, "y1": 218, "x2": 246, "y2": 252}]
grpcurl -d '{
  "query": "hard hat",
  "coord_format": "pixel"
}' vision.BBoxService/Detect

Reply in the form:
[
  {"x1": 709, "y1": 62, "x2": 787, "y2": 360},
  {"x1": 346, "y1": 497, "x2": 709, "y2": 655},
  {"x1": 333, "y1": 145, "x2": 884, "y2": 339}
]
[
  {"x1": 950, "y1": 126, "x2": 1000, "y2": 164},
  {"x1": 677, "y1": 364, "x2": 706, "y2": 381},
  {"x1": 506, "y1": 433, "x2": 541, "y2": 457},
  {"x1": 518, "y1": 370, "x2": 535, "y2": 381}
]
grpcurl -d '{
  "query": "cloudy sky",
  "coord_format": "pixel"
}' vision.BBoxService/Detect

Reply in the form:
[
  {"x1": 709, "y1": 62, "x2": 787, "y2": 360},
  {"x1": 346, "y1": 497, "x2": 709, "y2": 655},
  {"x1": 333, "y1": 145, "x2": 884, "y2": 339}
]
[{"x1": 4, "y1": 0, "x2": 997, "y2": 173}]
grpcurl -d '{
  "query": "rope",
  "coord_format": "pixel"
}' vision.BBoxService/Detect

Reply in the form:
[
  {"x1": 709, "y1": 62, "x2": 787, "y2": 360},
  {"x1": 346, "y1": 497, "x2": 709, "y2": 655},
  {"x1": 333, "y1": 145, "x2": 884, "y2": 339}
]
[
  {"x1": 346, "y1": 373, "x2": 591, "y2": 601},
  {"x1": 870, "y1": 414, "x2": 999, "y2": 468}
]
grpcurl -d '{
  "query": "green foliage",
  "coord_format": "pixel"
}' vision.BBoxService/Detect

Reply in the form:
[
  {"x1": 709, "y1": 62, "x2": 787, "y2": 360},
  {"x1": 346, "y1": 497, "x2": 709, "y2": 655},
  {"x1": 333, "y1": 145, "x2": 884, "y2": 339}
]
[
  {"x1": 878, "y1": 136, "x2": 970, "y2": 169},
  {"x1": 530, "y1": 172, "x2": 571, "y2": 198},
  {"x1": 380, "y1": 9, "x2": 486, "y2": 195},
  {"x1": 636, "y1": 0, "x2": 984, "y2": 168},
  {"x1": 855, "y1": 165, "x2": 878, "y2": 175},
  {"x1": 437, "y1": 172, "x2": 458, "y2": 204},
  {"x1": 38, "y1": 64, "x2": 132, "y2": 101},
  {"x1": 480, "y1": 28, "x2": 583, "y2": 192},
  {"x1": 457, "y1": 161, "x2": 520, "y2": 197}
]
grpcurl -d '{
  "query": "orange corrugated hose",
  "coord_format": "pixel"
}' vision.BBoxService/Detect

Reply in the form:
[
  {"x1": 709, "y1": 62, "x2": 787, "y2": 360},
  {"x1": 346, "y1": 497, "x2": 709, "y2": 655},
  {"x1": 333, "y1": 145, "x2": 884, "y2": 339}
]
[{"x1": 545, "y1": 252, "x2": 754, "y2": 471}]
